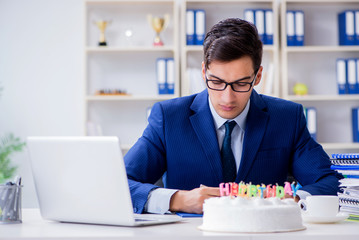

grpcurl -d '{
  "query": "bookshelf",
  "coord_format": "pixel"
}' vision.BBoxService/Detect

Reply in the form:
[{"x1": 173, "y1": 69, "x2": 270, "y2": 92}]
[
  {"x1": 180, "y1": 0, "x2": 280, "y2": 98},
  {"x1": 83, "y1": 0, "x2": 359, "y2": 154},
  {"x1": 280, "y1": 0, "x2": 359, "y2": 155},
  {"x1": 84, "y1": 0, "x2": 179, "y2": 152}
]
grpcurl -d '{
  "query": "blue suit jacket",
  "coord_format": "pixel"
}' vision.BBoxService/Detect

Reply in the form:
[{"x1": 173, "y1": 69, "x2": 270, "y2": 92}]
[{"x1": 124, "y1": 90, "x2": 341, "y2": 213}]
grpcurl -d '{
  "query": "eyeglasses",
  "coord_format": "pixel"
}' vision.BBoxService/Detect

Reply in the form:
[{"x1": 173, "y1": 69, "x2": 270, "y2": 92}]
[{"x1": 205, "y1": 71, "x2": 258, "y2": 93}]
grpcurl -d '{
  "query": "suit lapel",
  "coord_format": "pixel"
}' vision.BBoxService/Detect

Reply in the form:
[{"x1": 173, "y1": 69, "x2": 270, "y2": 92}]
[
  {"x1": 190, "y1": 90, "x2": 223, "y2": 183},
  {"x1": 237, "y1": 91, "x2": 269, "y2": 181}
]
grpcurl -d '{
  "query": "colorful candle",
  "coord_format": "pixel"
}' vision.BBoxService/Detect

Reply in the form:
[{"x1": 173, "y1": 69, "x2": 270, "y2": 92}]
[
  {"x1": 231, "y1": 182, "x2": 239, "y2": 196},
  {"x1": 283, "y1": 181, "x2": 293, "y2": 196},
  {"x1": 276, "y1": 186, "x2": 285, "y2": 198},
  {"x1": 258, "y1": 185, "x2": 266, "y2": 198}
]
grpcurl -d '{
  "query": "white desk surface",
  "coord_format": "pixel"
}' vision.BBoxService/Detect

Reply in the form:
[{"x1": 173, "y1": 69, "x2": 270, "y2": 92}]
[{"x1": 1, "y1": 209, "x2": 359, "y2": 240}]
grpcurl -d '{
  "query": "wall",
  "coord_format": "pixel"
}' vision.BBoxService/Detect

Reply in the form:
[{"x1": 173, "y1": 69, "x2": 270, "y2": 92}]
[{"x1": 0, "y1": 0, "x2": 84, "y2": 207}]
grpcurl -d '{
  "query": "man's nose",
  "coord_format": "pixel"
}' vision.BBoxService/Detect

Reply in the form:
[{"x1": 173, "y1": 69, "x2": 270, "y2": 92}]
[{"x1": 222, "y1": 85, "x2": 236, "y2": 101}]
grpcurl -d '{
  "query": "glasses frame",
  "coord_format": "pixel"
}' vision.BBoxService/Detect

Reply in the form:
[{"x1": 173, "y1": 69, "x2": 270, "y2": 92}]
[{"x1": 205, "y1": 70, "x2": 259, "y2": 93}]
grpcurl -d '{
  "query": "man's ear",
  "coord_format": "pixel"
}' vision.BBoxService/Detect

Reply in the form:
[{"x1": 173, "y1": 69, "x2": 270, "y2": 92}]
[
  {"x1": 253, "y1": 66, "x2": 263, "y2": 86},
  {"x1": 201, "y1": 62, "x2": 206, "y2": 83}
]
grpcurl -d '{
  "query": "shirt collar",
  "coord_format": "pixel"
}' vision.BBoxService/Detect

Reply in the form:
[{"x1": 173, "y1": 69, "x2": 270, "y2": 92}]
[{"x1": 209, "y1": 96, "x2": 250, "y2": 131}]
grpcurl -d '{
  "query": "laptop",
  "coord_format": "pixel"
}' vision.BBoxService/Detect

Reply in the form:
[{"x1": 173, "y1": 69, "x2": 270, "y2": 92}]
[{"x1": 27, "y1": 136, "x2": 182, "y2": 226}]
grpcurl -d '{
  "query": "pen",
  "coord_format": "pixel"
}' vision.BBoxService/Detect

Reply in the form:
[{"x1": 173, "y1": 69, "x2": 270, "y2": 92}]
[{"x1": 13, "y1": 176, "x2": 21, "y2": 220}]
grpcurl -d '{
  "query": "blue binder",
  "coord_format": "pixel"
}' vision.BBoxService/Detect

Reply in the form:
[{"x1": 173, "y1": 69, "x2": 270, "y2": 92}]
[
  {"x1": 286, "y1": 11, "x2": 296, "y2": 46},
  {"x1": 264, "y1": 9, "x2": 274, "y2": 45},
  {"x1": 294, "y1": 11, "x2": 304, "y2": 46},
  {"x1": 338, "y1": 10, "x2": 355, "y2": 46},
  {"x1": 255, "y1": 9, "x2": 265, "y2": 44},
  {"x1": 166, "y1": 58, "x2": 175, "y2": 95},
  {"x1": 156, "y1": 58, "x2": 167, "y2": 94},
  {"x1": 356, "y1": 11, "x2": 359, "y2": 45},
  {"x1": 186, "y1": 10, "x2": 195, "y2": 45},
  {"x1": 244, "y1": 9, "x2": 255, "y2": 25},
  {"x1": 336, "y1": 58, "x2": 347, "y2": 94},
  {"x1": 353, "y1": 108, "x2": 359, "y2": 142},
  {"x1": 347, "y1": 58, "x2": 357, "y2": 94},
  {"x1": 305, "y1": 107, "x2": 317, "y2": 141},
  {"x1": 195, "y1": 10, "x2": 205, "y2": 45}
]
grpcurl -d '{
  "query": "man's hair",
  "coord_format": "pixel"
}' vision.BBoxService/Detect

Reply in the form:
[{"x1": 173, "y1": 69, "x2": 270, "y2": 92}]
[{"x1": 203, "y1": 18, "x2": 263, "y2": 73}]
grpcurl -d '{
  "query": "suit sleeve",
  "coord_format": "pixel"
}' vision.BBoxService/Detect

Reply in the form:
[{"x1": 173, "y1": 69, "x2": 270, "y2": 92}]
[
  {"x1": 124, "y1": 102, "x2": 168, "y2": 213},
  {"x1": 291, "y1": 104, "x2": 343, "y2": 195}
]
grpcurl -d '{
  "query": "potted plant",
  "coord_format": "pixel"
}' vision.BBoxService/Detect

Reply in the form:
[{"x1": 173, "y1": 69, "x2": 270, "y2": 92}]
[
  {"x1": 0, "y1": 86, "x2": 25, "y2": 183},
  {"x1": 0, "y1": 133, "x2": 25, "y2": 183}
]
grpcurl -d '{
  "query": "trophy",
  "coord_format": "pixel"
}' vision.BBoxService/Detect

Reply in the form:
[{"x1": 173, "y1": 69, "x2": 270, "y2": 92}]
[
  {"x1": 94, "y1": 20, "x2": 111, "y2": 46},
  {"x1": 147, "y1": 14, "x2": 170, "y2": 46}
]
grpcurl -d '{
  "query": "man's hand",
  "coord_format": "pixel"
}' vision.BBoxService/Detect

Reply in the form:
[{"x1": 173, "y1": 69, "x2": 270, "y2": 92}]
[{"x1": 169, "y1": 187, "x2": 220, "y2": 214}]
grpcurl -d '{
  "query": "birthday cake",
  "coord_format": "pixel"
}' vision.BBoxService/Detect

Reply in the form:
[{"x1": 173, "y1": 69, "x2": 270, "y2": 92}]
[{"x1": 200, "y1": 182, "x2": 305, "y2": 233}]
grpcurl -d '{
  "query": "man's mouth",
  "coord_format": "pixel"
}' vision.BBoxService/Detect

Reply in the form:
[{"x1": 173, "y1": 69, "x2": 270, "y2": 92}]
[{"x1": 220, "y1": 105, "x2": 235, "y2": 111}]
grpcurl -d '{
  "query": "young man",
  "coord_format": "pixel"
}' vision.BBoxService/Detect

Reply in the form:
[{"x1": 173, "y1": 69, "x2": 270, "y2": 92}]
[{"x1": 124, "y1": 18, "x2": 342, "y2": 214}]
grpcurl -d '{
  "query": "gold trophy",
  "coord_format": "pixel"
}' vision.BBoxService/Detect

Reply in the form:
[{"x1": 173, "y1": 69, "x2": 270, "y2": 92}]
[
  {"x1": 147, "y1": 14, "x2": 170, "y2": 46},
  {"x1": 94, "y1": 20, "x2": 111, "y2": 46}
]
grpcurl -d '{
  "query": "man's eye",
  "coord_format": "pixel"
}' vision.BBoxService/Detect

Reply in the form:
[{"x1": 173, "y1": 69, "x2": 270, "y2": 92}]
[
  {"x1": 211, "y1": 80, "x2": 224, "y2": 85},
  {"x1": 234, "y1": 82, "x2": 250, "y2": 87}
]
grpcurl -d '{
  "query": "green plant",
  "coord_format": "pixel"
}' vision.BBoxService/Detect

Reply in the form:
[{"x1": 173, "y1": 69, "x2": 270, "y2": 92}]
[{"x1": 0, "y1": 133, "x2": 26, "y2": 183}]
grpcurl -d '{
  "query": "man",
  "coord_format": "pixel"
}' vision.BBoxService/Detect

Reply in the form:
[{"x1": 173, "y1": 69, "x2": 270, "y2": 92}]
[{"x1": 124, "y1": 18, "x2": 342, "y2": 214}]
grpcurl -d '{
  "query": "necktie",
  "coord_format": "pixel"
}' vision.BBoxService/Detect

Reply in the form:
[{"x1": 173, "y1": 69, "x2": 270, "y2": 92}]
[{"x1": 221, "y1": 121, "x2": 237, "y2": 182}]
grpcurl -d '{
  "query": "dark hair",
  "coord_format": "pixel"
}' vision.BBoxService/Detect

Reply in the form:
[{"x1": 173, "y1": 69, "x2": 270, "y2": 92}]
[{"x1": 203, "y1": 18, "x2": 263, "y2": 73}]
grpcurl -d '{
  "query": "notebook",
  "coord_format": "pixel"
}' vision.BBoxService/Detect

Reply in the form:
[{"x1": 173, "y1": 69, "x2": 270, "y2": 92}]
[{"x1": 27, "y1": 136, "x2": 182, "y2": 226}]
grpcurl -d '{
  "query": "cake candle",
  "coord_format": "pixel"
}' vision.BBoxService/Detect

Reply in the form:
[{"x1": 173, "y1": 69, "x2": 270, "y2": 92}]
[{"x1": 284, "y1": 182, "x2": 293, "y2": 196}]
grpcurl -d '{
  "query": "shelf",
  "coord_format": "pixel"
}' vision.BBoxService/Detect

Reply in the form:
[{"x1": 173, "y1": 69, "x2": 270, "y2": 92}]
[
  {"x1": 285, "y1": 46, "x2": 359, "y2": 53},
  {"x1": 86, "y1": 0, "x2": 175, "y2": 4},
  {"x1": 286, "y1": 95, "x2": 359, "y2": 101},
  {"x1": 184, "y1": 45, "x2": 276, "y2": 52},
  {"x1": 86, "y1": 95, "x2": 177, "y2": 101},
  {"x1": 285, "y1": 0, "x2": 359, "y2": 3},
  {"x1": 185, "y1": 0, "x2": 274, "y2": 3},
  {"x1": 86, "y1": 46, "x2": 175, "y2": 53},
  {"x1": 321, "y1": 143, "x2": 359, "y2": 150}
]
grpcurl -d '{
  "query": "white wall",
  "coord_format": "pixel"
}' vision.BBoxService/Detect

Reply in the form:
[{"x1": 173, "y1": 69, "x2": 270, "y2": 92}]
[{"x1": 0, "y1": 0, "x2": 84, "y2": 207}]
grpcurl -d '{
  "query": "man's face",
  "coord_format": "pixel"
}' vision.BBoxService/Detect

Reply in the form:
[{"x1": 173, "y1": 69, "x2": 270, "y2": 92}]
[{"x1": 202, "y1": 56, "x2": 262, "y2": 119}]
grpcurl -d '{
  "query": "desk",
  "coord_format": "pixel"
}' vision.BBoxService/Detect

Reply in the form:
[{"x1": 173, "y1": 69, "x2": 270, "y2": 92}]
[{"x1": 1, "y1": 209, "x2": 359, "y2": 240}]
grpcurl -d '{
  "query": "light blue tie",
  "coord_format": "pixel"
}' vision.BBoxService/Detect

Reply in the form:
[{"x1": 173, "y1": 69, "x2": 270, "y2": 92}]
[{"x1": 221, "y1": 121, "x2": 237, "y2": 182}]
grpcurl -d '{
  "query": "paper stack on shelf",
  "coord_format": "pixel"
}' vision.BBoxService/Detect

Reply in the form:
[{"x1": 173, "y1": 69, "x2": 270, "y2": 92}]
[{"x1": 331, "y1": 153, "x2": 359, "y2": 222}]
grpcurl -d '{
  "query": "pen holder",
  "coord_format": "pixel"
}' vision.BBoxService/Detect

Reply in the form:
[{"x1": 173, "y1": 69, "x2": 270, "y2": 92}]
[{"x1": 0, "y1": 184, "x2": 22, "y2": 224}]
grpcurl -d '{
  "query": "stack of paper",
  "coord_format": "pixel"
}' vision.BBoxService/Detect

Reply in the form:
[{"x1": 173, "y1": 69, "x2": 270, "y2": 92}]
[{"x1": 331, "y1": 153, "x2": 359, "y2": 222}]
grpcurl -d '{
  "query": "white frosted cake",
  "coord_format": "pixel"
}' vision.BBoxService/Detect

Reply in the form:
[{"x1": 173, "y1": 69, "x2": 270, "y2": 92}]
[{"x1": 201, "y1": 196, "x2": 305, "y2": 233}]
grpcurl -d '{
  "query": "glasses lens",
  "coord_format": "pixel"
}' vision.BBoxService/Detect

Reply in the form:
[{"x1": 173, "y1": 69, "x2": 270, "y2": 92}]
[
  {"x1": 207, "y1": 80, "x2": 226, "y2": 90},
  {"x1": 231, "y1": 82, "x2": 252, "y2": 92}
]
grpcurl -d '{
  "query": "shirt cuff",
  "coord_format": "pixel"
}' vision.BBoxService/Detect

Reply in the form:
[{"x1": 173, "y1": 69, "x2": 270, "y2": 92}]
[
  {"x1": 296, "y1": 189, "x2": 311, "y2": 200},
  {"x1": 144, "y1": 188, "x2": 178, "y2": 214}
]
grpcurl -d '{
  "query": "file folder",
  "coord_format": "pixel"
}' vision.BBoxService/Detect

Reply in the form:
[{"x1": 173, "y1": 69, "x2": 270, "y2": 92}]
[
  {"x1": 186, "y1": 10, "x2": 195, "y2": 45},
  {"x1": 306, "y1": 107, "x2": 317, "y2": 141},
  {"x1": 336, "y1": 59, "x2": 347, "y2": 94},
  {"x1": 244, "y1": 9, "x2": 255, "y2": 24},
  {"x1": 338, "y1": 11, "x2": 355, "y2": 46},
  {"x1": 265, "y1": 9, "x2": 274, "y2": 45},
  {"x1": 295, "y1": 11, "x2": 304, "y2": 46},
  {"x1": 166, "y1": 58, "x2": 175, "y2": 95},
  {"x1": 356, "y1": 11, "x2": 359, "y2": 44},
  {"x1": 352, "y1": 107, "x2": 359, "y2": 142},
  {"x1": 156, "y1": 58, "x2": 167, "y2": 94},
  {"x1": 195, "y1": 10, "x2": 205, "y2": 45},
  {"x1": 347, "y1": 59, "x2": 357, "y2": 94},
  {"x1": 255, "y1": 9, "x2": 265, "y2": 44},
  {"x1": 286, "y1": 11, "x2": 296, "y2": 46}
]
